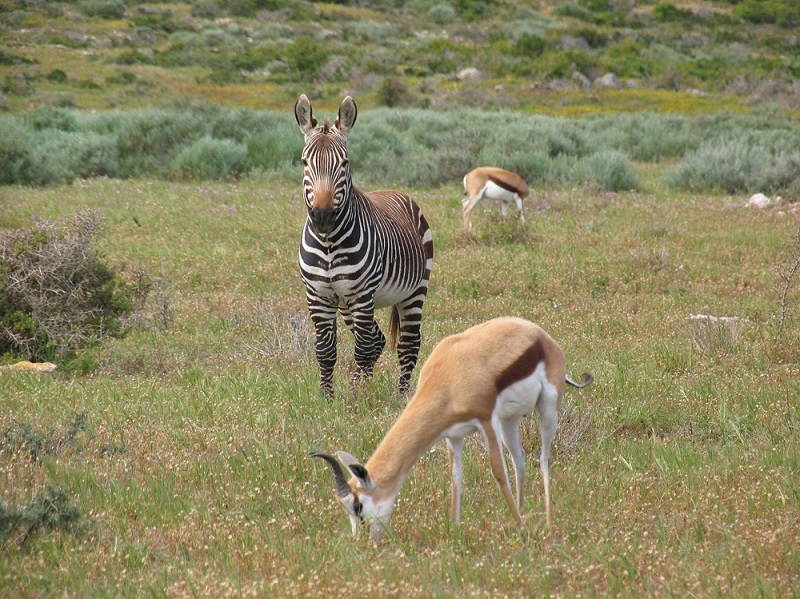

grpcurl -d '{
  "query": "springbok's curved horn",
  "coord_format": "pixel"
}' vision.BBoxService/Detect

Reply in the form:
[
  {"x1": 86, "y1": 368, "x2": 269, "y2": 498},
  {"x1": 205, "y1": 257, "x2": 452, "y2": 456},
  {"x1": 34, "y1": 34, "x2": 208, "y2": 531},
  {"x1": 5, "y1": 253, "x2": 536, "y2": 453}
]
[{"x1": 310, "y1": 451, "x2": 351, "y2": 499}]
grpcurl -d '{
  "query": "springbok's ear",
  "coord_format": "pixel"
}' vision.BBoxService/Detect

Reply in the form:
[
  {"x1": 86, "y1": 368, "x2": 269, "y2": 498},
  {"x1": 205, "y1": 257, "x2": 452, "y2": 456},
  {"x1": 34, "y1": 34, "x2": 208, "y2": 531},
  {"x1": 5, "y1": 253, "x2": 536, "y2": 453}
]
[
  {"x1": 335, "y1": 96, "x2": 357, "y2": 135},
  {"x1": 294, "y1": 94, "x2": 317, "y2": 134},
  {"x1": 336, "y1": 450, "x2": 361, "y2": 469},
  {"x1": 337, "y1": 450, "x2": 373, "y2": 490}
]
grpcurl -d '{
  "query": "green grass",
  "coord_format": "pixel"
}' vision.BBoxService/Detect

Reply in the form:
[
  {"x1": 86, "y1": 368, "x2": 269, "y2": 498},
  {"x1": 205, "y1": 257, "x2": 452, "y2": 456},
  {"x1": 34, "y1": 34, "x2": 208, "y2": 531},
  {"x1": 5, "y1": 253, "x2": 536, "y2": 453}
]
[{"x1": 1, "y1": 175, "x2": 799, "y2": 596}]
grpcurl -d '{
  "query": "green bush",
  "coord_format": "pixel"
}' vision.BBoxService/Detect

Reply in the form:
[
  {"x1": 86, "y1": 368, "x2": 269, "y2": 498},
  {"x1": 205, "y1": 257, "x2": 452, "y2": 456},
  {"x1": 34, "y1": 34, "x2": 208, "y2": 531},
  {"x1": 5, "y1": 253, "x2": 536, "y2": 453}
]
[
  {"x1": 577, "y1": 150, "x2": 640, "y2": 191},
  {"x1": 0, "y1": 118, "x2": 37, "y2": 185},
  {"x1": 283, "y1": 37, "x2": 327, "y2": 81},
  {"x1": 172, "y1": 136, "x2": 248, "y2": 179},
  {"x1": 732, "y1": 0, "x2": 798, "y2": 26},
  {"x1": 0, "y1": 485, "x2": 87, "y2": 548},
  {"x1": 33, "y1": 130, "x2": 120, "y2": 182},
  {"x1": 0, "y1": 209, "x2": 132, "y2": 362},
  {"x1": 552, "y1": 2, "x2": 593, "y2": 20},
  {"x1": 652, "y1": 2, "x2": 693, "y2": 22},
  {"x1": 454, "y1": 0, "x2": 495, "y2": 20},
  {"x1": 512, "y1": 34, "x2": 548, "y2": 57},
  {"x1": 428, "y1": 3, "x2": 456, "y2": 24},
  {"x1": 76, "y1": 0, "x2": 126, "y2": 19},
  {"x1": 116, "y1": 109, "x2": 209, "y2": 178},
  {"x1": 666, "y1": 136, "x2": 800, "y2": 196},
  {"x1": 246, "y1": 125, "x2": 301, "y2": 175},
  {"x1": 45, "y1": 69, "x2": 68, "y2": 82},
  {"x1": 377, "y1": 77, "x2": 412, "y2": 107}
]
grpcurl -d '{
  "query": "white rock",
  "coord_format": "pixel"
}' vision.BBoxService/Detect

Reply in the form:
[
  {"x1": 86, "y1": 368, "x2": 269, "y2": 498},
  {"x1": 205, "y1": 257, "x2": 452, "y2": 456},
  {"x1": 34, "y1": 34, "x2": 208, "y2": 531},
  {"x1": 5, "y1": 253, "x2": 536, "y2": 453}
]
[
  {"x1": 457, "y1": 67, "x2": 481, "y2": 81},
  {"x1": 747, "y1": 193, "x2": 771, "y2": 208}
]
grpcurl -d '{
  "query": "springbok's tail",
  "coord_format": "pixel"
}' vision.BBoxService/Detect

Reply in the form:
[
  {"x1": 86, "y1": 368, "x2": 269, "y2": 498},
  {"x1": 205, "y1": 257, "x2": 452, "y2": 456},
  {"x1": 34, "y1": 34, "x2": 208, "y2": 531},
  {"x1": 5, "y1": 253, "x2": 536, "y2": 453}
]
[
  {"x1": 389, "y1": 305, "x2": 400, "y2": 351},
  {"x1": 566, "y1": 372, "x2": 594, "y2": 388}
]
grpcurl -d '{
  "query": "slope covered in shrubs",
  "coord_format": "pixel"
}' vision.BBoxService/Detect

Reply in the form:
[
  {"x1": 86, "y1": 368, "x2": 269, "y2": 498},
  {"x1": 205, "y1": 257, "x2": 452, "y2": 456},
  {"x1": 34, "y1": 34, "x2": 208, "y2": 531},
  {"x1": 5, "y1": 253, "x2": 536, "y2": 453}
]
[{"x1": 0, "y1": 0, "x2": 797, "y2": 114}]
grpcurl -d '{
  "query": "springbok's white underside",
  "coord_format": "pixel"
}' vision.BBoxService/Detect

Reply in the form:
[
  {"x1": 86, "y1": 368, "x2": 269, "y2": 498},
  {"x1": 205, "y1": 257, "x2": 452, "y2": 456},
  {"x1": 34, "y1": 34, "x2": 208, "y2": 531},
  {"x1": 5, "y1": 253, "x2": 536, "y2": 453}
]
[{"x1": 438, "y1": 363, "x2": 553, "y2": 445}]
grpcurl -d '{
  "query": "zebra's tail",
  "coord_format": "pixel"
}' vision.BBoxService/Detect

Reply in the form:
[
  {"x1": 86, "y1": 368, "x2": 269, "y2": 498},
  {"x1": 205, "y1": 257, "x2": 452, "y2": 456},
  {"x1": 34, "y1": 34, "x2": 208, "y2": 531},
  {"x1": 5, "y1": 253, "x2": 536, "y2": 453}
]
[{"x1": 388, "y1": 305, "x2": 400, "y2": 351}]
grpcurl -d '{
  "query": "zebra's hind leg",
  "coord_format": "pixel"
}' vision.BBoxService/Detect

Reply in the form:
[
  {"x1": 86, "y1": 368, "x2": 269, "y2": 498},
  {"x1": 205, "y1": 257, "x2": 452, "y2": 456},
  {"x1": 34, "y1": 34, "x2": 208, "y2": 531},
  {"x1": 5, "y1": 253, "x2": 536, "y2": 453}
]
[
  {"x1": 394, "y1": 296, "x2": 426, "y2": 395},
  {"x1": 309, "y1": 302, "x2": 338, "y2": 398}
]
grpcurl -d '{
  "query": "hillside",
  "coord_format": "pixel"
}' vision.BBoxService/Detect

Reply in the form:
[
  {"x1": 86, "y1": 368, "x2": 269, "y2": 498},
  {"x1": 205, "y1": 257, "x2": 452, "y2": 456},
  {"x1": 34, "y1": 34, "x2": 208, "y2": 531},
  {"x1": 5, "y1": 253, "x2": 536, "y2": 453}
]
[{"x1": 1, "y1": 0, "x2": 798, "y2": 116}]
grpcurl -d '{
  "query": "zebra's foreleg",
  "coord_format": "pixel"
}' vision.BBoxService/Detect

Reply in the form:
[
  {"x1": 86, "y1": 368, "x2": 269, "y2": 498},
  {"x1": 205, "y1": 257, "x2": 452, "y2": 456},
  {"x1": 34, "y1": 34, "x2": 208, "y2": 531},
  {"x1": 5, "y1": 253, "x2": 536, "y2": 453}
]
[
  {"x1": 309, "y1": 302, "x2": 338, "y2": 398},
  {"x1": 350, "y1": 307, "x2": 386, "y2": 382}
]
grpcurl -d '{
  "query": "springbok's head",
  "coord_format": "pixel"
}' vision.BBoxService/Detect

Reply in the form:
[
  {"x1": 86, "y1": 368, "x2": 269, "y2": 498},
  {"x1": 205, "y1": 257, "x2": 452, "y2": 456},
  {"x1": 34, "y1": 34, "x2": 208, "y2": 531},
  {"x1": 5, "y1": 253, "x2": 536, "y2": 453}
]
[
  {"x1": 294, "y1": 95, "x2": 358, "y2": 237},
  {"x1": 309, "y1": 451, "x2": 392, "y2": 542}
]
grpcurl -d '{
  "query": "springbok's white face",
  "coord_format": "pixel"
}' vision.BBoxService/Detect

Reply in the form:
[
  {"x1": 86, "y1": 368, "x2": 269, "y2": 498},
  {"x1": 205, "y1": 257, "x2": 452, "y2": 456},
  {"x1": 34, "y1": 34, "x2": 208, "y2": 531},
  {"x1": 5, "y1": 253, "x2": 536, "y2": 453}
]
[
  {"x1": 336, "y1": 487, "x2": 393, "y2": 542},
  {"x1": 310, "y1": 451, "x2": 394, "y2": 542}
]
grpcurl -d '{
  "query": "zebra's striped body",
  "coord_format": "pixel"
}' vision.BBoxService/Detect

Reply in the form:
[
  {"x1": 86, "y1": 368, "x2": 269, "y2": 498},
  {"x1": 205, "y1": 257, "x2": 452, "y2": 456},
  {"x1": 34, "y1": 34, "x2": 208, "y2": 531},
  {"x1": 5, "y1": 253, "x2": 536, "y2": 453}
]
[{"x1": 295, "y1": 95, "x2": 434, "y2": 397}]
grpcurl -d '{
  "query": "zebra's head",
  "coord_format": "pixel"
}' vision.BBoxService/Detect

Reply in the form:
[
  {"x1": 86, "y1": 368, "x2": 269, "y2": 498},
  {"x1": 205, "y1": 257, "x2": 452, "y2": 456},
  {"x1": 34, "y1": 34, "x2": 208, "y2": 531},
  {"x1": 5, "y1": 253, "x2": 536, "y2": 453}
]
[{"x1": 294, "y1": 94, "x2": 358, "y2": 237}]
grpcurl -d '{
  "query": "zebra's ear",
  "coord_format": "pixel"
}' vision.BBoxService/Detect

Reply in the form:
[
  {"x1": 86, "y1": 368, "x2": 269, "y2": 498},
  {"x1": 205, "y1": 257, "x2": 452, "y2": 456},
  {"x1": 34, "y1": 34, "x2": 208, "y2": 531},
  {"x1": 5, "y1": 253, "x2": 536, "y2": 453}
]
[
  {"x1": 295, "y1": 94, "x2": 317, "y2": 134},
  {"x1": 336, "y1": 96, "x2": 358, "y2": 135}
]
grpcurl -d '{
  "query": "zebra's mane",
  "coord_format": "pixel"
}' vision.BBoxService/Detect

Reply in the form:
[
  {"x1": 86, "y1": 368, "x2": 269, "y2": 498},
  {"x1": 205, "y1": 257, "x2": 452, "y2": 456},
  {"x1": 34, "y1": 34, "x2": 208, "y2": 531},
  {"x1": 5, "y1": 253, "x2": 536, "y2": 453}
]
[{"x1": 321, "y1": 117, "x2": 333, "y2": 133}]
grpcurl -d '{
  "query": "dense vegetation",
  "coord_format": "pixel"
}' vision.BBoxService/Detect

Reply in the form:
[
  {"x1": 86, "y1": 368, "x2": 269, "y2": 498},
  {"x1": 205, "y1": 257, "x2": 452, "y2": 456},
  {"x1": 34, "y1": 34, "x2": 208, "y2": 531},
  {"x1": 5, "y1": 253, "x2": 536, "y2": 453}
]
[{"x1": 2, "y1": 104, "x2": 800, "y2": 198}]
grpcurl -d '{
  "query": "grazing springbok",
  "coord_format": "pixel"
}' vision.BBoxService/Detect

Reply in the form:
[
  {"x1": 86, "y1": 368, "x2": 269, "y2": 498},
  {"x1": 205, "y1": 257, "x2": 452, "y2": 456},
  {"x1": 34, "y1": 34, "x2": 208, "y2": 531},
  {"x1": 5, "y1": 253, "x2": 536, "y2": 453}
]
[
  {"x1": 295, "y1": 94, "x2": 434, "y2": 397},
  {"x1": 311, "y1": 317, "x2": 593, "y2": 541},
  {"x1": 462, "y1": 166, "x2": 529, "y2": 230}
]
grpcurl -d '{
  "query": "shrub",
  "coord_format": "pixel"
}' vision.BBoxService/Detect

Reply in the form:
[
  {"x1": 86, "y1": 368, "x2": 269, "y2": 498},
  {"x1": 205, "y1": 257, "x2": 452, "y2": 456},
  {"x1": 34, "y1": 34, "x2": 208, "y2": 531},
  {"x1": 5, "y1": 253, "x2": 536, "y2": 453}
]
[
  {"x1": 552, "y1": 2, "x2": 593, "y2": 20},
  {"x1": 576, "y1": 150, "x2": 639, "y2": 191},
  {"x1": 283, "y1": 37, "x2": 327, "y2": 81},
  {"x1": 512, "y1": 34, "x2": 548, "y2": 57},
  {"x1": 0, "y1": 117, "x2": 37, "y2": 185},
  {"x1": 428, "y1": 3, "x2": 456, "y2": 24},
  {"x1": 76, "y1": 0, "x2": 126, "y2": 19},
  {"x1": 171, "y1": 136, "x2": 248, "y2": 179},
  {"x1": 0, "y1": 209, "x2": 132, "y2": 362},
  {"x1": 116, "y1": 109, "x2": 208, "y2": 177},
  {"x1": 454, "y1": 0, "x2": 495, "y2": 20},
  {"x1": 246, "y1": 124, "x2": 301, "y2": 174},
  {"x1": 652, "y1": 2, "x2": 693, "y2": 22},
  {"x1": 0, "y1": 485, "x2": 87, "y2": 548},
  {"x1": 665, "y1": 136, "x2": 800, "y2": 196},
  {"x1": 377, "y1": 77, "x2": 412, "y2": 107},
  {"x1": 45, "y1": 69, "x2": 68, "y2": 82},
  {"x1": 733, "y1": 0, "x2": 798, "y2": 27},
  {"x1": 2, "y1": 412, "x2": 89, "y2": 463},
  {"x1": 32, "y1": 130, "x2": 120, "y2": 182}
]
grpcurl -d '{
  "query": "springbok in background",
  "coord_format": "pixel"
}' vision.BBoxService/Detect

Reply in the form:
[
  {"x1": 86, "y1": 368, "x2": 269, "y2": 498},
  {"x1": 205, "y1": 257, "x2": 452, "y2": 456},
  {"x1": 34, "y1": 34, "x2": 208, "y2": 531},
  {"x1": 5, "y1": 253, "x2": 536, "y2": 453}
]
[
  {"x1": 462, "y1": 166, "x2": 529, "y2": 230},
  {"x1": 294, "y1": 94, "x2": 434, "y2": 398},
  {"x1": 311, "y1": 317, "x2": 593, "y2": 541}
]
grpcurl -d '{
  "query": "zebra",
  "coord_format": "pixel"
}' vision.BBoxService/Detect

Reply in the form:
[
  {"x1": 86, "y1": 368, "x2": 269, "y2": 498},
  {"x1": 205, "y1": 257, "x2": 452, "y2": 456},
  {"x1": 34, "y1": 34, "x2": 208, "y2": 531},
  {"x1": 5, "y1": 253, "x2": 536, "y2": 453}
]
[{"x1": 294, "y1": 94, "x2": 434, "y2": 398}]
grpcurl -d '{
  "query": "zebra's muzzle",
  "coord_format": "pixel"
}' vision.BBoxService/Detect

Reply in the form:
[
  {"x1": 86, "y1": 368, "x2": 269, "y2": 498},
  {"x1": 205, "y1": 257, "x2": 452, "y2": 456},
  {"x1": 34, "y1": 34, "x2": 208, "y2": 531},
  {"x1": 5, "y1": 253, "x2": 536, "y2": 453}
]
[{"x1": 310, "y1": 207, "x2": 336, "y2": 235}]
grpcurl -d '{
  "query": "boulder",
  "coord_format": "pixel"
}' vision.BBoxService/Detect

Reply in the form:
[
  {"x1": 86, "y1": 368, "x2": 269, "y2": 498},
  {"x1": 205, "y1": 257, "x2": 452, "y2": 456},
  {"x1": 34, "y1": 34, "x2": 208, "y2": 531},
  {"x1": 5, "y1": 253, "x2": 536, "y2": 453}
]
[{"x1": 747, "y1": 193, "x2": 771, "y2": 208}]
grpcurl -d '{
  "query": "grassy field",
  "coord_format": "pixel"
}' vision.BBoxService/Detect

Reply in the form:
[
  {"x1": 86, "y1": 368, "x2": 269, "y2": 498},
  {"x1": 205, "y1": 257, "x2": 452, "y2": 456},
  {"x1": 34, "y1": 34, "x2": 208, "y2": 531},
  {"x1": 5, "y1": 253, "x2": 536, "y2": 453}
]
[{"x1": 1, "y1": 172, "x2": 799, "y2": 596}]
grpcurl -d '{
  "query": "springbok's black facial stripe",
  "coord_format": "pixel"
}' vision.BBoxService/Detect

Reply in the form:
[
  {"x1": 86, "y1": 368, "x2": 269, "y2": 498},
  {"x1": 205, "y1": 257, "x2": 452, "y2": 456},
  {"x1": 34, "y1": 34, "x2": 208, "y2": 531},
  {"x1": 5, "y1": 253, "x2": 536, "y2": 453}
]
[{"x1": 353, "y1": 496, "x2": 364, "y2": 521}]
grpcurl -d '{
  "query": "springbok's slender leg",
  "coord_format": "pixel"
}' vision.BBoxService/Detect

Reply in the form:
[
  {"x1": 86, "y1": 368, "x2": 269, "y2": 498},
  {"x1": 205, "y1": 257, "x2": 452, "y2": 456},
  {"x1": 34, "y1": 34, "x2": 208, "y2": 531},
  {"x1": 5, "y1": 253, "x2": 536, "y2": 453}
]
[
  {"x1": 447, "y1": 437, "x2": 465, "y2": 524},
  {"x1": 537, "y1": 388, "x2": 559, "y2": 529},
  {"x1": 462, "y1": 186, "x2": 487, "y2": 230},
  {"x1": 500, "y1": 416, "x2": 526, "y2": 513},
  {"x1": 483, "y1": 418, "x2": 522, "y2": 524}
]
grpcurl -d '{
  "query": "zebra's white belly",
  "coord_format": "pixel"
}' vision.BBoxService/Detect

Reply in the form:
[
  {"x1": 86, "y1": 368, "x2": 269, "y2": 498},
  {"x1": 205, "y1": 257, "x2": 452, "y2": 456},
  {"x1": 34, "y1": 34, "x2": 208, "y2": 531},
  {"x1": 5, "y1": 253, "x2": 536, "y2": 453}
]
[{"x1": 373, "y1": 278, "x2": 418, "y2": 308}]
